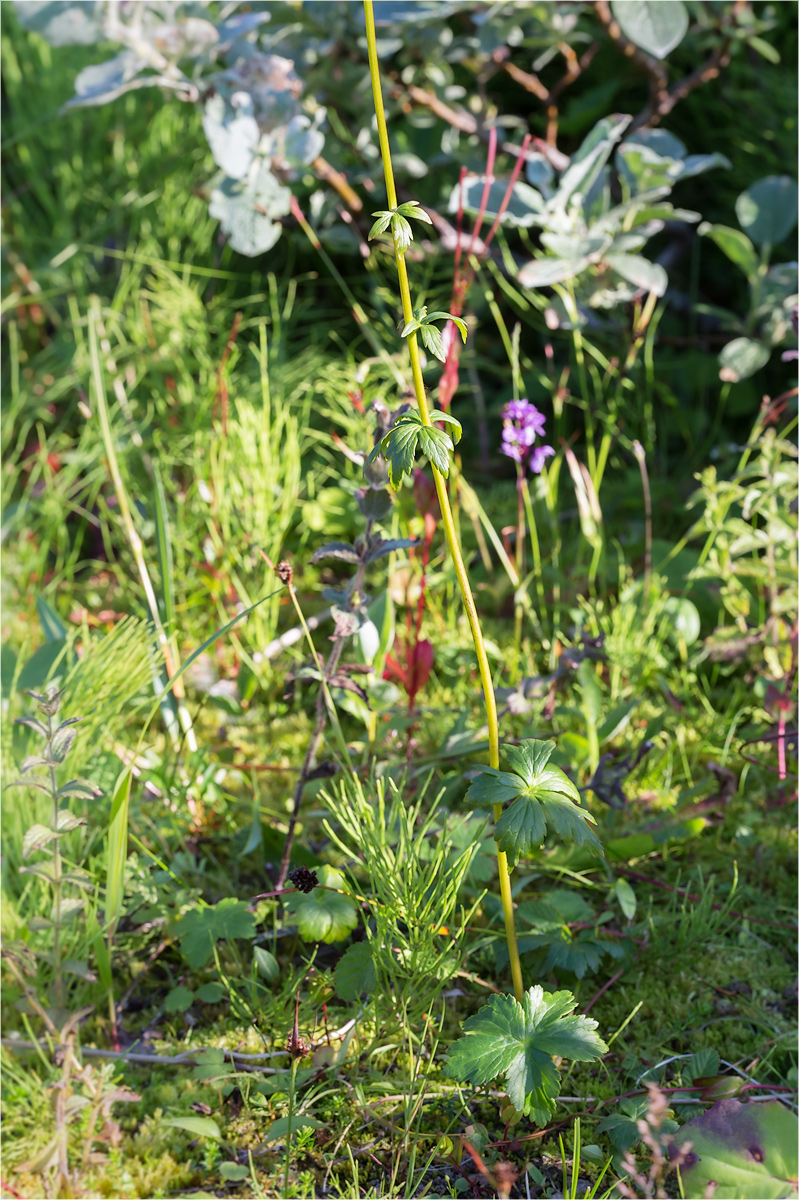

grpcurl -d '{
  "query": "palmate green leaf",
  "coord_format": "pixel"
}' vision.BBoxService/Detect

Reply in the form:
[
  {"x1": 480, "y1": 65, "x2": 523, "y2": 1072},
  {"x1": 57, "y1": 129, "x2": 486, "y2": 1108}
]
[
  {"x1": 445, "y1": 985, "x2": 607, "y2": 1124},
  {"x1": 464, "y1": 740, "x2": 602, "y2": 862},
  {"x1": 426, "y1": 312, "x2": 468, "y2": 342},
  {"x1": 428, "y1": 411, "x2": 463, "y2": 443},
  {"x1": 176, "y1": 898, "x2": 257, "y2": 969},
  {"x1": 417, "y1": 425, "x2": 454, "y2": 475},
  {"x1": 379, "y1": 415, "x2": 422, "y2": 487},
  {"x1": 369, "y1": 210, "x2": 394, "y2": 239},
  {"x1": 391, "y1": 213, "x2": 413, "y2": 253},
  {"x1": 420, "y1": 324, "x2": 445, "y2": 361},
  {"x1": 396, "y1": 200, "x2": 433, "y2": 224}
]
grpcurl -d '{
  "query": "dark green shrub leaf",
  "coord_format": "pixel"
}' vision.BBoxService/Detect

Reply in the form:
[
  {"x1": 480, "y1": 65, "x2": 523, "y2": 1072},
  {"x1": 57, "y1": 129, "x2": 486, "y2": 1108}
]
[
  {"x1": 17, "y1": 639, "x2": 69, "y2": 691},
  {"x1": 445, "y1": 985, "x2": 607, "y2": 1124},
  {"x1": 699, "y1": 223, "x2": 760, "y2": 279}
]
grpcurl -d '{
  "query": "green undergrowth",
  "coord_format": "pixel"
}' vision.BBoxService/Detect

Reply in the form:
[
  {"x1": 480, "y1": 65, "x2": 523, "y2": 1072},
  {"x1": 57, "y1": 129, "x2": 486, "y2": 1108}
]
[{"x1": 2, "y1": 7, "x2": 797, "y2": 1200}]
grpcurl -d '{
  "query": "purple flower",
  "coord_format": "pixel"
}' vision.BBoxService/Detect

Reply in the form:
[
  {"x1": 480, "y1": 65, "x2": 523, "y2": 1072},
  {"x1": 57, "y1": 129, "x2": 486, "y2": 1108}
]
[{"x1": 500, "y1": 398, "x2": 554, "y2": 474}]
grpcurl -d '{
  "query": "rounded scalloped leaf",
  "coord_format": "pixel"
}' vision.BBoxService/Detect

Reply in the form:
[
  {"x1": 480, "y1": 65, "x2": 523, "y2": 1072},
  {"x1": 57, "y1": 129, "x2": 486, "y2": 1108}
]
[
  {"x1": 674, "y1": 1099, "x2": 798, "y2": 1200},
  {"x1": 284, "y1": 865, "x2": 358, "y2": 944}
]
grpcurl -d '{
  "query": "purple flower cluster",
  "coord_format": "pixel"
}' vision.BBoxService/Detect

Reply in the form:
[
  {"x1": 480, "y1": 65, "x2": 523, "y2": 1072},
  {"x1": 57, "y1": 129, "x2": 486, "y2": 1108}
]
[{"x1": 500, "y1": 399, "x2": 554, "y2": 474}]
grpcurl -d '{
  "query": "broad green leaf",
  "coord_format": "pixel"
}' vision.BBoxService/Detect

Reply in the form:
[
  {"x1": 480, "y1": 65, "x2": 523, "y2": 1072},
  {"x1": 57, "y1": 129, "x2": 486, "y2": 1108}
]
[
  {"x1": 445, "y1": 985, "x2": 607, "y2": 1124},
  {"x1": 465, "y1": 766, "x2": 529, "y2": 807},
  {"x1": 165, "y1": 985, "x2": 195, "y2": 1013},
  {"x1": 718, "y1": 337, "x2": 770, "y2": 382},
  {"x1": 310, "y1": 542, "x2": 361, "y2": 564},
  {"x1": 56, "y1": 810, "x2": 84, "y2": 832},
  {"x1": 50, "y1": 725, "x2": 77, "y2": 762},
  {"x1": 284, "y1": 865, "x2": 358, "y2": 944},
  {"x1": 196, "y1": 982, "x2": 226, "y2": 1003},
  {"x1": 417, "y1": 425, "x2": 454, "y2": 475},
  {"x1": 615, "y1": 877, "x2": 637, "y2": 921},
  {"x1": 261, "y1": 1115, "x2": 323, "y2": 1142},
  {"x1": 401, "y1": 318, "x2": 423, "y2": 337},
  {"x1": 661, "y1": 596, "x2": 701, "y2": 646},
  {"x1": 699, "y1": 223, "x2": 760, "y2": 279},
  {"x1": 610, "y1": 1, "x2": 689, "y2": 59},
  {"x1": 495, "y1": 786, "x2": 602, "y2": 862},
  {"x1": 577, "y1": 660, "x2": 603, "y2": 726},
  {"x1": 334, "y1": 942, "x2": 376, "y2": 1000},
  {"x1": 254, "y1": 947, "x2": 280, "y2": 982},
  {"x1": 220, "y1": 1164, "x2": 250, "y2": 1182},
  {"x1": 17, "y1": 639, "x2": 70, "y2": 692},
  {"x1": 176, "y1": 899, "x2": 257, "y2": 969},
  {"x1": 736, "y1": 176, "x2": 799, "y2": 247},
  {"x1": 163, "y1": 1115, "x2": 222, "y2": 1141},
  {"x1": 674, "y1": 1099, "x2": 798, "y2": 1199},
  {"x1": 36, "y1": 596, "x2": 68, "y2": 643}
]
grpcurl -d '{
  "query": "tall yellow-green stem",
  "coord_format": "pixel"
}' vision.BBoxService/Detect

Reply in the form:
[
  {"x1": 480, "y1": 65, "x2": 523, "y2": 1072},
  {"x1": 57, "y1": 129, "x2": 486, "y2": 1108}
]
[{"x1": 364, "y1": 0, "x2": 523, "y2": 1002}]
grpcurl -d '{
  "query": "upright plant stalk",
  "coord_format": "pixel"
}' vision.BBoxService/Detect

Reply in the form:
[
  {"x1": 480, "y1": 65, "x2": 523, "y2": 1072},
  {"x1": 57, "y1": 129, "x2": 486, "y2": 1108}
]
[{"x1": 364, "y1": 0, "x2": 523, "y2": 1002}]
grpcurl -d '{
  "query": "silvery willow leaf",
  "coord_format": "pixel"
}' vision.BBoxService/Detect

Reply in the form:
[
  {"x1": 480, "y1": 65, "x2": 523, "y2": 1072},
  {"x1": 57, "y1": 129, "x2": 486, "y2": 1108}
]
[
  {"x1": 209, "y1": 162, "x2": 290, "y2": 256},
  {"x1": 203, "y1": 94, "x2": 260, "y2": 180}
]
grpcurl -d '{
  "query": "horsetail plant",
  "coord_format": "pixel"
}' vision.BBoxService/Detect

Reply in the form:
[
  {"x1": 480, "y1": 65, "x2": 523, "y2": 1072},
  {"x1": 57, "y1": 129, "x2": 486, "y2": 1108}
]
[{"x1": 363, "y1": 0, "x2": 607, "y2": 1123}]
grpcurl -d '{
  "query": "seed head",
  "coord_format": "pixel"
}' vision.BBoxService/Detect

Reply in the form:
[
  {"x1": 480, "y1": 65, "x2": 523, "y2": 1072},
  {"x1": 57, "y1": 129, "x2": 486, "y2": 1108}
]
[{"x1": 288, "y1": 866, "x2": 318, "y2": 894}]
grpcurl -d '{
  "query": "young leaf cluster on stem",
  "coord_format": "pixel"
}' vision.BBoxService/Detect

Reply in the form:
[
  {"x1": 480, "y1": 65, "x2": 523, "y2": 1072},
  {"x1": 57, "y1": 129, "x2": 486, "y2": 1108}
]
[{"x1": 362, "y1": 0, "x2": 607, "y2": 1125}]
